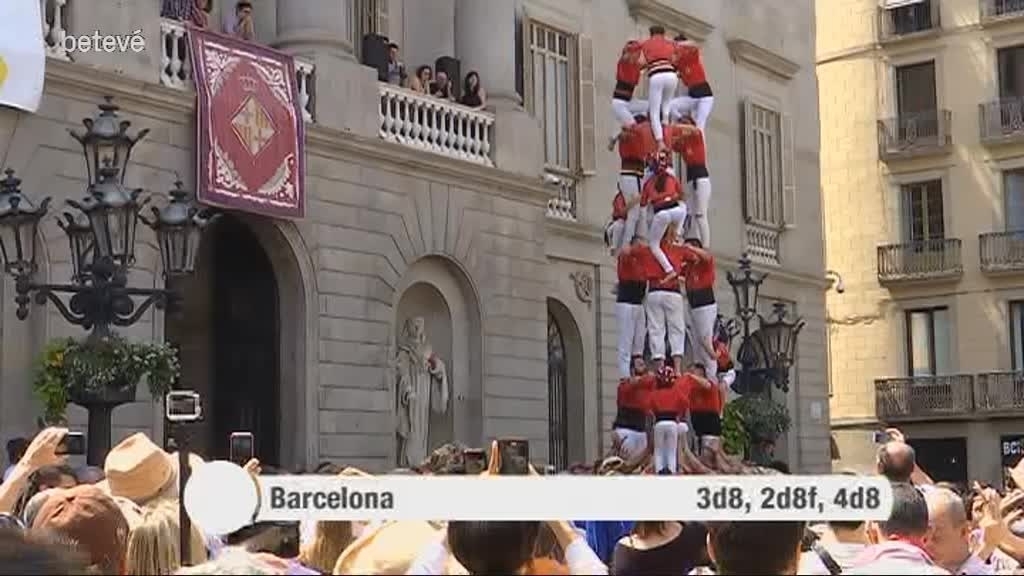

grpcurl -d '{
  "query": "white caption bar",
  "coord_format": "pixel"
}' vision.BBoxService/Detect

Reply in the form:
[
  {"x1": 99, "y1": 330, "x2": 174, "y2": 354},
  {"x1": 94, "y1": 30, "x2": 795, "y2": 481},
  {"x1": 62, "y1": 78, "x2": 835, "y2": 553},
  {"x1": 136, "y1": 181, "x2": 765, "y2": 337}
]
[{"x1": 254, "y1": 475, "x2": 893, "y2": 522}]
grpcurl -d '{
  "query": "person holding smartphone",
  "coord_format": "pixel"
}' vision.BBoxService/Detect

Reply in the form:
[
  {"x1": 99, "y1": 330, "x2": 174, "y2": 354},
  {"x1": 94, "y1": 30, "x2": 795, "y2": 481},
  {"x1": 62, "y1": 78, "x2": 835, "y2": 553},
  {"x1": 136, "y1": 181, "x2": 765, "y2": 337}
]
[{"x1": 0, "y1": 428, "x2": 68, "y2": 515}]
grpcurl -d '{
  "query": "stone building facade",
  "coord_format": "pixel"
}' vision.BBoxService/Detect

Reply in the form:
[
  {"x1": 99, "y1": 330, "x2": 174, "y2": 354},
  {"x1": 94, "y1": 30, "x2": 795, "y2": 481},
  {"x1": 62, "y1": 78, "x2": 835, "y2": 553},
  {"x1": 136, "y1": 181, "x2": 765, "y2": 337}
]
[
  {"x1": 0, "y1": 0, "x2": 830, "y2": 473},
  {"x1": 819, "y1": 0, "x2": 1024, "y2": 484}
]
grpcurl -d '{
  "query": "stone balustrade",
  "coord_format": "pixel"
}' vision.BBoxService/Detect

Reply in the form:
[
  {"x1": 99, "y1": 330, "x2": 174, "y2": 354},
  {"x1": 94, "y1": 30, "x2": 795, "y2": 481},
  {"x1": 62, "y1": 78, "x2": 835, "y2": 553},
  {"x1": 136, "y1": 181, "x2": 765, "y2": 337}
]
[
  {"x1": 378, "y1": 83, "x2": 495, "y2": 167},
  {"x1": 545, "y1": 175, "x2": 578, "y2": 221},
  {"x1": 158, "y1": 19, "x2": 315, "y2": 122},
  {"x1": 43, "y1": 0, "x2": 71, "y2": 61}
]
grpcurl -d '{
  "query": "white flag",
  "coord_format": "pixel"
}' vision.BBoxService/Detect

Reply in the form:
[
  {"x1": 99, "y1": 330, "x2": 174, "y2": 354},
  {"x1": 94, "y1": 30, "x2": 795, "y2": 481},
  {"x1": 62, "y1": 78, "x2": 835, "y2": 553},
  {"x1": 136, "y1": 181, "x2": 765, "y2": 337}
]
[{"x1": 0, "y1": 0, "x2": 45, "y2": 113}]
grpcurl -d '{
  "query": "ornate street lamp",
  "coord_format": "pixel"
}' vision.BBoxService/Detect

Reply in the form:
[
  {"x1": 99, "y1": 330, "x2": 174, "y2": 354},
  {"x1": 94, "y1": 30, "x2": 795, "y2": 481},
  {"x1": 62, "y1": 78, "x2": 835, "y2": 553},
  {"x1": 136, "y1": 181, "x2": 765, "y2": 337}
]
[
  {"x1": 0, "y1": 98, "x2": 210, "y2": 464},
  {"x1": 726, "y1": 254, "x2": 767, "y2": 394},
  {"x1": 756, "y1": 302, "x2": 805, "y2": 394}
]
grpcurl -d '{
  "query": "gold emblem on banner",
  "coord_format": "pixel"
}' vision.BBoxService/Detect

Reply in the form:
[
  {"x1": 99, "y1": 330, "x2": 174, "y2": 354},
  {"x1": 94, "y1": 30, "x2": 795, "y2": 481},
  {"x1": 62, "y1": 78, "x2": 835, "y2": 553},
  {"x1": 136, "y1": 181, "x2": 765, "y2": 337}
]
[{"x1": 231, "y1": 96, "x2": 276, "y2": 157}]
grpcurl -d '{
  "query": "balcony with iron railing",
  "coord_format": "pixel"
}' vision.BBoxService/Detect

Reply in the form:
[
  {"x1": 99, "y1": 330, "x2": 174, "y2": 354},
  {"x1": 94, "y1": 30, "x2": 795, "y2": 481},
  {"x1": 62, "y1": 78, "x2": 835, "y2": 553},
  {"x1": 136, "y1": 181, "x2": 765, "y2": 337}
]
[
  {"x1": 980, "y1": 231, "x2": 1024, "y2": 273},
  {"x1": 878, "y1": 110, "x2": 953, "y2": 160},
  {"x1": 877, "y1": 238, "x2": 963, "y2": 284},
  {"x1": 875, "y1": 375, "x2": 975, "y2": 422},
  {"x1": 980, "y1": 98, "x2": 1024, "y2": 144},
  {"x1": 980, "y1": 0, "x2": 1024, "y2": 22},
  {"x1": 878, "y1": 0, "x2": 941, "y2": 42},
  {"x1": 975, "y1": 371, "x2": 1024, "y2": 414}
]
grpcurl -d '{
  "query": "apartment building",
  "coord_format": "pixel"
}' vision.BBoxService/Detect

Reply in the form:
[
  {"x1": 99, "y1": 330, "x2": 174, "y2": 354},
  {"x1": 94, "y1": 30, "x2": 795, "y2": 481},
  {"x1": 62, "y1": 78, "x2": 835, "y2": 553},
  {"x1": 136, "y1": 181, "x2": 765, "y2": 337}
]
[
  {"x1": 819, "y1": 0, "x2": 1024, "y2": 484},
  {"x1": 0, "y1": 0, "x2": 829, "y2": 472}
]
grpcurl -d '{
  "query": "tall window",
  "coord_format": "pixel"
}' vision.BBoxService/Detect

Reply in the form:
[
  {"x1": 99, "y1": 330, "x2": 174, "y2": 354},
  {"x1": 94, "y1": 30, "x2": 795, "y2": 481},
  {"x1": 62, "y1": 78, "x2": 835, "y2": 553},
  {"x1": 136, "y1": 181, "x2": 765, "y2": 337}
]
[
  {"x1": 1011, "y1": 301, "x2": 1024, "y2": 371},
  {"x1": 743, "y1": 102, "x2": 783, "y2": 226},
  {"x1": 547, "y1": 313, "x2": 569, "y2": 471},
  {"x1": 525, "y1": 21, "x2": 576, "y2": 172},
  {"x1": 896, "y1": 61, "x2": 937, "y2": 118},
  {"x1": 999, "y1": 46, "x2": 1024, "y2": 99},
  {"x1": 353, "y1": 0, "x2": 388, "y2": 60},
  {"x1": 1005, "y1": 170, "x2": 1024, "y2": 231},
  {"x1": 901, "y1": 180, "x2": 944, "y2": 243},
  {"x1": 885, "y1": 0, "x2": 935, "y2": 36},
  {"x1": 905, "y1": 307, "x2": 951, "y2": 377}
]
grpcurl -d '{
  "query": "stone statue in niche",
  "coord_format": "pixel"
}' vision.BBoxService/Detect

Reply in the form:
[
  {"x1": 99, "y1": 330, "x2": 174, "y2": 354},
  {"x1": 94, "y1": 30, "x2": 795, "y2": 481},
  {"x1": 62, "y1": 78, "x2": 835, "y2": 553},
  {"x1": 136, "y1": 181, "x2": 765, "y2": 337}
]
[{"x1": 394, "y1": 316, "x2": 450, "y2": 467}]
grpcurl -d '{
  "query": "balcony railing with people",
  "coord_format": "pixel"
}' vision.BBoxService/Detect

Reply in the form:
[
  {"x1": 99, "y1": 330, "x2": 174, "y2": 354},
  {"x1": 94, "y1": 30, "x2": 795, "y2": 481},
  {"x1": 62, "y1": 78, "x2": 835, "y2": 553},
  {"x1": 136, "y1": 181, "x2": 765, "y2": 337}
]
[
  {"x1": 980, "y1": 98, "x2": 1024, "y2": 143},
  {"x1": 980, "y1": 0, "x2": 1024, "y2": 21},
  {"x1": 745, "y1": 224, "x2": 781, "y2": 266},
  {"x1": 877, "y1": 238, "x2": 963, "y2": 283},
  {"x1": 878, "y1": 0, "x2": 940, "y2": 41},
  {"x1": 159, "y1": 19, "x2": 316, "y2": 122},
  {"x1": 975, "y1": 371, "x2": 1024, "y2": 413},
  {"x1": 878, "y1": 110, "x2": 953, "y2": 160},
  {"x1": 980, "y1": 231, "x2": 1024, "y2": 273},
  {"x1": 875, "y1": 374, "x2": 975, "y2": 422},
  {"x1": 544, "y1": 173, "x2": 579, "y2": 221},
  {"x1": 378, "y1": 83, "x2": 495, "y2": 167}
]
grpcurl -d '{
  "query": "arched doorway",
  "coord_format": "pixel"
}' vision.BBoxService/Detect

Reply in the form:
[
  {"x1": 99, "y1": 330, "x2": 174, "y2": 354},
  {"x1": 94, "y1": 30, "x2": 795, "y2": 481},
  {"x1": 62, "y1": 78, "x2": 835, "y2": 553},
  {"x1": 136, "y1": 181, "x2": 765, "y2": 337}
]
[
  {"x1": 547, "y1": 299, "x2": 585, "y2": 470},
  {"x1": 165, "y1": 215, "x2": 282, "y2": 466}
]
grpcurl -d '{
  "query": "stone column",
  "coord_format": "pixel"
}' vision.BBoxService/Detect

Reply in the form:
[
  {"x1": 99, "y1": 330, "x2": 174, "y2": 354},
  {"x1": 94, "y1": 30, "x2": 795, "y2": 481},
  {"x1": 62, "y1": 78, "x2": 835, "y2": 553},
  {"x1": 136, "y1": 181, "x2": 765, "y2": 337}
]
[
  {"x1": 454, "y1": 0, "x2": 519, "y2": 108},
  {"x1": 274, "y1": 0, "x2": 378, "y2": 136}
]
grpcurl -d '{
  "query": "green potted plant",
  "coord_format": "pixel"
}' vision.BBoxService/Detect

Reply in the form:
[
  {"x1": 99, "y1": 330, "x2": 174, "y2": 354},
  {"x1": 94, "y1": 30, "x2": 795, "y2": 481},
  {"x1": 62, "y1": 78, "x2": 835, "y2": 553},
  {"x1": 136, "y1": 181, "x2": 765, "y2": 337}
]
[
  {"x1": 34, "y1": 335, "x2": 180, "y2": 423},
  {"x1": 728, "y1": 394, "x2": 791, "y2": 465}
]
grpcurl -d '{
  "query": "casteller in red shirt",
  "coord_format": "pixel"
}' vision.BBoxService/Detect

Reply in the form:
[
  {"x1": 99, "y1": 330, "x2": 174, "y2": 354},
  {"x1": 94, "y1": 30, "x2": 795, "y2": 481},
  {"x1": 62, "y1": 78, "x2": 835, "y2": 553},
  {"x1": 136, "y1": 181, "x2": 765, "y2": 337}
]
[
  {"x1": 614, "y1": 373, "x2": 654, "y2": 431},
  {"x1": 689, "y1": 372, "x2": 722, "y2": 414},
  {"x1": 647, "y1": 240, "x2": 689, "y2": 291},
  {"x1": 648, "y1": 376, "x2": 691, "y2": 421}
]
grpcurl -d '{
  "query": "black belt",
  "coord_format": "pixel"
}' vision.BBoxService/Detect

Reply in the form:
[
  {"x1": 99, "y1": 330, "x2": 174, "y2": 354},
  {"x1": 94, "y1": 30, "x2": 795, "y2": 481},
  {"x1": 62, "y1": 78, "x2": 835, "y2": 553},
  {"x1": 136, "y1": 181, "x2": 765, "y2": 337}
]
[
  {"x1": 614, "y1": 81, "x2": 635, "y2": 100},
  {"x1": 621, "y1": 160, "x2": 645, "y2": 173},
  {"x1": 687, "y1": 287, "x2": 716, "y2": 309},
  {"x1": 649, "y1": 286, "x2": 681, "y2": 293},
  {"x1": 617, "y1": 281, "x2": 647, "y2": 304},
  {"x1": 614, "y1": 408, "x2": 646, "y2": 431},
  {"x1": 654, "y1": 412, "x2": 679, "y2": 422},
  {"x1": 687, "y1": 165, "x2": 709, "y2": 182},
  {"x1": 648, "y1": 62, "x2": 675, "y2": 76},
  {"x1": 689, "y1": 82, "x2": 713, "y2": 98},
  {"x1": 654, "y1": 201, "x2": 679, "y2": 213}
]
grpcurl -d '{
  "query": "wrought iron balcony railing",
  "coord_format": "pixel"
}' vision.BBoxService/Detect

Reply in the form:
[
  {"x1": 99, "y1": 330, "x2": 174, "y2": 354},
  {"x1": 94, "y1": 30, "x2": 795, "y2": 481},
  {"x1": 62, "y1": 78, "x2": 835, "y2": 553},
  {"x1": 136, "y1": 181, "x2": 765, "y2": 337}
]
[
  {"x1": 879, "y1": 0, "x2": 940, "y2": 41},
  {"x1": 980, "y1": 231, "x2": 1024, "y2": 273},
  {"x1": 877, "y1": 238, "x2": 963, "y2": 284},
  {"x1": 875, "y1": 375, "x2": 975, "y2": 421},
  {"x1": 878, "y1": 110, "x2": 952, "y2": 159},
  {"x1": 975, "y1": 371, "x2": 1024, "y2": 413},
  {"x1": 981, "y1": 0, "x2": 1024, "y2": 21},
  {"x1": 980, "y1": 98, "x2": 1024, "y2": 143}
]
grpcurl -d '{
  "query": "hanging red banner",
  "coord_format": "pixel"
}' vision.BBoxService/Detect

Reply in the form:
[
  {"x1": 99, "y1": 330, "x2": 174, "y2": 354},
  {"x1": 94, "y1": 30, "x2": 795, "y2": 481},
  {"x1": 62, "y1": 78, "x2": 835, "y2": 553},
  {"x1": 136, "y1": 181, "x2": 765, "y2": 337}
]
[{"x1": 188, "y1": 26, "x2": 305, "y2": 219}]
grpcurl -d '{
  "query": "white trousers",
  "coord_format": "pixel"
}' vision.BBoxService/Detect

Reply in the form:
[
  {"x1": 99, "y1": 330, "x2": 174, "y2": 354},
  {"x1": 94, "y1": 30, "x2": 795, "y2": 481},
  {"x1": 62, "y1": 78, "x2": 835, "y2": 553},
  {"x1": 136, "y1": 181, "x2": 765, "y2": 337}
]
[
  {"x1": 691, "y1": 302, "x2": 719, "y2": 382},
  {"x1": 692, "y1": 96, "x2": 715, "y2": 132},
  {"x1": 720, "y1": 369, "x2": 737, "y2": 401},
  {"x1": 647, "y1": 73, "x2": 679, "y2": 143},
  {"x1": 669, "y1": 96, "x2": 697, "y2": 122},
  {"x1": 653, "y1": 420, "x2": 679, "y2": 473},
  {"x1": 607, "y1": 219, "x2": 623, "y2": 251},
  {"x1": 646, "y1": 290, "x2": 686, "y2": 360},
  {"x1": 611, "y1": 98, "x2": 650, "y2": 133},
  {"x1": 618, "y1": 174, "x2": 646, "y2": 252},
  {"x1": 688, "y1": 177, "x2": 712, "y2": 248},
  {"x1": 616, "y1": 302, "x2": 647, "y2": 379},
  {"x1": 613, "y1": 428, "x2": 648, "y2": 462},
  {"x1": 648, "y1": 204, "x2": 688, "y2": 273}
]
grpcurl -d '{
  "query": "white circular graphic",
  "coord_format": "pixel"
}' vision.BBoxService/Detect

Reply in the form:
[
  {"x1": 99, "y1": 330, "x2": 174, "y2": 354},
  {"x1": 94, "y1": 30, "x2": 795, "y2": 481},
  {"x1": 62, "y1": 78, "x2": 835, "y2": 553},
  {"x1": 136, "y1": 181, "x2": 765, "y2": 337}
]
[{"x1": 183, "y1": 460, "x2": 259, "y2": 535}]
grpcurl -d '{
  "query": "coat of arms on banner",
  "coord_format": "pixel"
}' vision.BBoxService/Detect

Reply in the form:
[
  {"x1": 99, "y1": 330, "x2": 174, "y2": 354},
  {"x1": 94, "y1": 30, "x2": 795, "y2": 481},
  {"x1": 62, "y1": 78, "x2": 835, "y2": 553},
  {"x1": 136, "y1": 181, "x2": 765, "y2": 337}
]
[{"x1": 188, "y1": 26, "x2": 305, "y2": 219}]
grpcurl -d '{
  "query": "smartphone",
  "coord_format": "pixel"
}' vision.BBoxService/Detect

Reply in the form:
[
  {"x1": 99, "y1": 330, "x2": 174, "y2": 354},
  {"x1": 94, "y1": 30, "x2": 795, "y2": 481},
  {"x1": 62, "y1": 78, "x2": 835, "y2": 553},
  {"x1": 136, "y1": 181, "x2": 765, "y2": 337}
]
[
  {"x1": 497, "y1": 438, "x2": 529, "y2": 475},
  {"x1": 55, "y1": 432, "x2": 85, "y2": 456},
  {"x1": 872, "y1": 430, "x2": 890, "y2": 444},
  {"x1": 166, "y1": 391, "x2": 202, "y2": 422},
  {"x1": 229, "y1": 432, "x2": 255, "y2": 466},
  {"x1": 463, "y1": 449, "x2": 486, "y2": 475}
]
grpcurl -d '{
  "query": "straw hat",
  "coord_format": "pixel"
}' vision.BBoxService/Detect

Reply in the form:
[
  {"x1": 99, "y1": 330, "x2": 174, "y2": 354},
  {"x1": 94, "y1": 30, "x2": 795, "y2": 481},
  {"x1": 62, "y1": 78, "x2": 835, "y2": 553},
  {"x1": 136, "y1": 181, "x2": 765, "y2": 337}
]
[
  {"x1": 332, "y1": 521, "x2": 467, "y2": 575},
  {"x1": 98, "y1": 433, "x2": 174, "y2": 504}
]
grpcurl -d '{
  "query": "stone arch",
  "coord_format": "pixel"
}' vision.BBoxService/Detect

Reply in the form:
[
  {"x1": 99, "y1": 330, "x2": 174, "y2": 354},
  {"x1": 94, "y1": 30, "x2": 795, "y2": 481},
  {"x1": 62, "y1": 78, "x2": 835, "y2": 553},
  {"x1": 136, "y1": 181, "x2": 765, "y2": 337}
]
[
  {"x1": 546, "y1": 298, "x2": 586, "y2": 469},
  {"x1": 392, "y1": 255, "x2": 483, "y2": 463},
  {"x1": 165, "y1": 212, "x2": 317, "y2": 471}
]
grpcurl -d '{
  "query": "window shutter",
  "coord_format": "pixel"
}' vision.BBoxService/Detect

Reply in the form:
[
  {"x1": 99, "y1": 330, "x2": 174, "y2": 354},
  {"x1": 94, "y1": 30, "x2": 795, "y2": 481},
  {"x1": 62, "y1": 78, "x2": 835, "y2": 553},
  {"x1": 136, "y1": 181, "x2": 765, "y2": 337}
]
[
  {"x1": 521, "y1": 16, "x2": 534, "y2": 113},
  {"x1": 375, "y1": 0, "x2": 389, "y2": 37},
  {"x1": 578, "y1": 34, "x2": 596, "y2": 175},
  {"x1": 742, "y1": 99, "x2": 756, "y2": 224},
  {"x1": 782, "y1": 112, "x2": 796, "y2": 228}
]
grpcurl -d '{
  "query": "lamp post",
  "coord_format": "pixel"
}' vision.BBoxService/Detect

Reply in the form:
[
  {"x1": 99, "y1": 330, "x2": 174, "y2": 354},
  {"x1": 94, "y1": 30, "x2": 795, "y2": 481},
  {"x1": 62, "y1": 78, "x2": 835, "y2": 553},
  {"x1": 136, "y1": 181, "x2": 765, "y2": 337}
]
[
  {"x1": 725, "y1": 254, "x2": 804, "y2": 395},
  {"x1": 0, "y1": 98, "x2": 212, "y2": 465}
]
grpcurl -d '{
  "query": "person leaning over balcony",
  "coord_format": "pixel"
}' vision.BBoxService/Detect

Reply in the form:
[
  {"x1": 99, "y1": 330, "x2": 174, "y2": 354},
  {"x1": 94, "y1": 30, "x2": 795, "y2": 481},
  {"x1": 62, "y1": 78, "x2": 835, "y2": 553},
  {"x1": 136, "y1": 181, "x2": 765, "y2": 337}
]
[
  {"x1": 459, "y1": 72, "x2": 486, "y2": 109},
  {"x1": 386, "y1": 43, "x2": 408, "y2": 87},
  {"x1": 223, "y1": 0, "x2": 256, "y2": 41},
  {"x1": 410, "y1": 66, "x2": 433, "y2": 94},
  {"x1": 431, "y1": 71, "x2": 455, "y2": 101},
  {"x1": 161, "y1": 0, "x2": 210, "y2": 28}
]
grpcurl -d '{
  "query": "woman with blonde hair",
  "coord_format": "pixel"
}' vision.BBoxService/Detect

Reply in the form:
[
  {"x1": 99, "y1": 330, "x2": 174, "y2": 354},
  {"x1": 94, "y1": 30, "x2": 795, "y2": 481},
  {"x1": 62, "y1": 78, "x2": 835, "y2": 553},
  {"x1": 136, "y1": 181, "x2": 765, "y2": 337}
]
[
  {"x1": 298, "y1": 520, "x2": 354, "y2": 574},
  {"x1": 127, "y1": 505, "x2": 180, "y2": 575}
]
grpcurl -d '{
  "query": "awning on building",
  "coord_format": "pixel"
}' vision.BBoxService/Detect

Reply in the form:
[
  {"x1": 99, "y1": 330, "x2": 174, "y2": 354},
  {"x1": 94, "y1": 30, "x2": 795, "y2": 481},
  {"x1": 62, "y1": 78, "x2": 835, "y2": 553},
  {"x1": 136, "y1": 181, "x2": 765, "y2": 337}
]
[{"x1": 882, "y1": 0, "x2": 926, "y2": 8}]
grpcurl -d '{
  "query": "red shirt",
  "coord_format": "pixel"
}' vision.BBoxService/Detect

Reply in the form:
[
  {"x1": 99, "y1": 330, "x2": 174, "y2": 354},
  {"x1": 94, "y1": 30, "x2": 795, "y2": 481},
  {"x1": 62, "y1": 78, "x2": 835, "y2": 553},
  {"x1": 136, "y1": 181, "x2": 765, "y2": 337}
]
[
  {"x1": 617, "y1": 249, "x2": 647, "y2": 283},
  {"x1": 642, "y1": 36, "x2": 677, "y2": 70},
  {"x1": 715, "y1": 341, "x2": 733, "y2": 372},
  {"x1": 682, "y1": 246, "x2": 715, "y2": 291},
  {"x1": 618, "y1": 374, "x2": 654, "y2": 411},
  {"x1": 648, "y1": 377, "x2": 691, "y2": 417},
  {"x1": 641, "y1": 172, "x2": 683, "y2": 207},
  {"x1": 611, "y1": 192, "x2": 627, "y2": 221},
  {"x1": 674, "y1": 43, "x2": 708, "y2": 86},
  {"x1": 648, "y1": 241, "x2": 688, "y2": 290},
  {"x1": 680, "y1": 127, "x2": 707, "y2": 166},
  {"x1": 616, "y1": 58, "x2": 642, "y2": 87},
  {"x1": 688, "y1": 373, "x2": 722, "y2": 413},
  {"x1": 619, "y1": 124, "x2": 650, "y2": 164}
]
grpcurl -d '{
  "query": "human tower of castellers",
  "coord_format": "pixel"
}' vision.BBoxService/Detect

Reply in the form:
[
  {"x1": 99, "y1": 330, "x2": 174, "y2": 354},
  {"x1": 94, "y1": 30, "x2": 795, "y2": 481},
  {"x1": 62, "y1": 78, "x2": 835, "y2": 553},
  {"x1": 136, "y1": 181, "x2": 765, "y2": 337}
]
[{"x1": 604, "y1": 26, "x2": 744, "y2": 476}]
